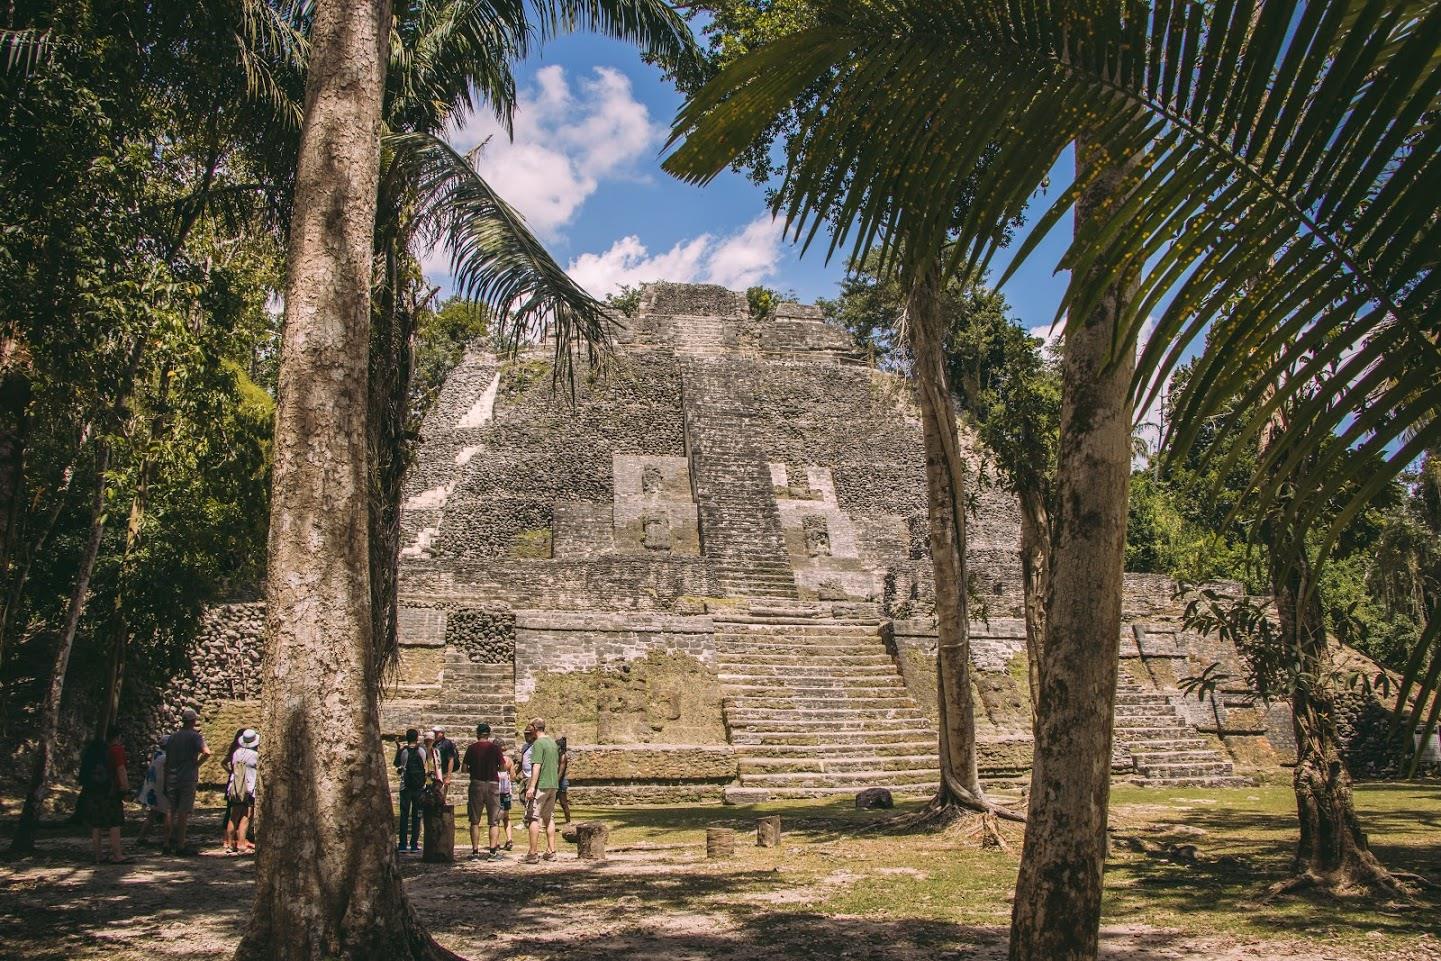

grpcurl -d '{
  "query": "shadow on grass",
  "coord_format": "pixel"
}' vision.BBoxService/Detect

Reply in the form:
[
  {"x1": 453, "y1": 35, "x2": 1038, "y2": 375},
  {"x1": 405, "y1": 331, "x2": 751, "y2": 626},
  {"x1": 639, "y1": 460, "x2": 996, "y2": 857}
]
[{"x1": 1102, "y1": 782, "x2": 1441, "y2": 943}]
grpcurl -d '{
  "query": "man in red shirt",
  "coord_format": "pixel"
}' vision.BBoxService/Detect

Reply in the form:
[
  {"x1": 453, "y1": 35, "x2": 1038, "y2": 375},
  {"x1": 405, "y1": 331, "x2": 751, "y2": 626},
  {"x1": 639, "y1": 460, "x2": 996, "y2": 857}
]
[{"x1": 460, "y1": 723, "x2": 508, "y2": 861}]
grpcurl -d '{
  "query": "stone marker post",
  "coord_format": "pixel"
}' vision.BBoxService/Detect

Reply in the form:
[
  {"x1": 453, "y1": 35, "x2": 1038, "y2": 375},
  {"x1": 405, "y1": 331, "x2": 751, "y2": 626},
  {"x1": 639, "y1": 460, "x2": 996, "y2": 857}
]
[
  {"x1": 706, "y1": 827, "x2": 735, "y2": 859},
  {"x1": 576, "y1": 822, "x2": 609, "y2": 861},
  {"x1": 756, "y1": 815, "x2": 781, "y2": 847}
]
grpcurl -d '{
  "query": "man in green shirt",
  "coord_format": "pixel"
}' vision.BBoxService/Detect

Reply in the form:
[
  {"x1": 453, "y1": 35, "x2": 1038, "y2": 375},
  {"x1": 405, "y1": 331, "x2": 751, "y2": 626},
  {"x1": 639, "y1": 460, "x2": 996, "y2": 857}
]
[{"x1": 523, "y1": 717, "x2": 561, "y2": 863}]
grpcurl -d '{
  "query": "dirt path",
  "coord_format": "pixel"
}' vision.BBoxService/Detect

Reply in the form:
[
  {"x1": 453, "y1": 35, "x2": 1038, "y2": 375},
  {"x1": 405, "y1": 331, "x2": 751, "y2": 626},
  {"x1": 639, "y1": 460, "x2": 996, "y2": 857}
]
[{"x1": 1, "y1": 813, "x2": 1432, "y2": 961}]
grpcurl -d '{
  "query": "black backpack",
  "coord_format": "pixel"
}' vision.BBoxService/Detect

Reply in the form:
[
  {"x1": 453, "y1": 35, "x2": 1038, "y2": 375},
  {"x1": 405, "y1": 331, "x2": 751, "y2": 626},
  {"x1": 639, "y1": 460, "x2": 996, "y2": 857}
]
[
  {"x1": 81, "y1": 743, "x2": 112, "y2": 792},
  {"x1": 400, "y1": 747, "x2": 426, "y2": 790}
]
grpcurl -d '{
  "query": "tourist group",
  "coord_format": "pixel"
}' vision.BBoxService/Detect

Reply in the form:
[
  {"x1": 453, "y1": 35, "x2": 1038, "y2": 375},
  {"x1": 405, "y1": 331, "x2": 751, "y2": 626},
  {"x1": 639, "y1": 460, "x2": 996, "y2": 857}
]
[
  {"x1": 393, "y1": 717, "x2": 571, "y2": 864},
  {"x1": 78, "y1": 707, "x2": 256, "y2": 863}
]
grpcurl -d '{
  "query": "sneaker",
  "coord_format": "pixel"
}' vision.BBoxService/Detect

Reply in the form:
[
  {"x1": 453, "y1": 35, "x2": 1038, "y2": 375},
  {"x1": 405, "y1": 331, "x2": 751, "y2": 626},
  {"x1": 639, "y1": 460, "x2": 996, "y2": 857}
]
[
  {"x1": 397, "y1": 844, "x2": 407, "y2": 855},
  {"x1": 503, "y1": 841, "x2": 513, "y2": 851},
  {"x1": 488, "y1": 848, "x2": 503, "y2": 861},
  {"x1": 409, "y1": 845, "x2": 420, "y2": 853},
  {"x1": 468, "y1": 851, "x2": 483, "y2": 862},
  {"x1": 522, "y1": 853, "x2": 540, "y2": 864},
  {"x1": 542, "y1": 851, "x2": 556, "y2": 861}
]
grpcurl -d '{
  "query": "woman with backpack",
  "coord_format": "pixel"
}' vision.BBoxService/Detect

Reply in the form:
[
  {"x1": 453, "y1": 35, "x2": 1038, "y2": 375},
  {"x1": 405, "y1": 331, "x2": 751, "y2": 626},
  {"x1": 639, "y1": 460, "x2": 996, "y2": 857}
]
[
  {"x1": 78, "y1": 726, "x2": 129, "y2": 864},
  {"x1": 224, "y1": 729, "x2": 259, "y2": 855},
  {"x1": 219, "y1": 728, "x2": 244, "y2": 849}
]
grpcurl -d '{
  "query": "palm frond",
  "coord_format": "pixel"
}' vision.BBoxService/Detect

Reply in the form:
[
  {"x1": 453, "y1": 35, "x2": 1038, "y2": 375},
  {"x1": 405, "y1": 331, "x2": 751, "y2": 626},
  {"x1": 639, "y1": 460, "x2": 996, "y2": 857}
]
[
  {"x1": 532, "y1": 0, "x2": 701, "y2": 73},
  {"x1": 1, "y1": 27, "x2": 58, "y2": 75},
  {"x1": 664, "y1": 0, "x2": 1441, "y2": 554},
  {"x1": 388, "y1": 0, "x2": 529, "y2": 135},
  {"x1": 235, "y1": 0, "x2": 309, "y2": 129},
  {"x1": 386, "y1": 131, "x2": 613, "y2": 385}
]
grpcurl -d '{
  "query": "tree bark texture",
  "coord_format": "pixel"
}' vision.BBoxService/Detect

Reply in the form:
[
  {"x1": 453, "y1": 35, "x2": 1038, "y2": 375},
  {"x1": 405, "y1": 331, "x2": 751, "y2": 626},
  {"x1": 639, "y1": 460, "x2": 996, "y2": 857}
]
[
  {"x1": 233, "y1": 3, "x2": 452, "y2": 959},
  {"x1": 1259, "y1": 403, "x2": 1397, "y2": 893},
  {"x1": 1018, "y1": 488, "x2": 1050, "y2": 731},
  {"x1": 368, "y1": 248, "x2": 416, "y2": 680},
  {"x1": 1009, "y1": 136, "x2": 1138, "y2": 961},
  {"x1": 904, "y1": 265, "x2": 987, "y2": 809},
  {"x1": 9, "y1": 442, "x2": 109, "y2": 855},
  {"x1": 1272, "y1": 557, "x2": 1390, "y2": 890}
]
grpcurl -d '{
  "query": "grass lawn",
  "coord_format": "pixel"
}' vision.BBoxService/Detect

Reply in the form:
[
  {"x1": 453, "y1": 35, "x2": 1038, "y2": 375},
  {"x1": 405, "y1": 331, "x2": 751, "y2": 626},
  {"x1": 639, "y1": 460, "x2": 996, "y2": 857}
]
[{"x1": 455, "y1": 782, "x2": 1441, "y2": 955}]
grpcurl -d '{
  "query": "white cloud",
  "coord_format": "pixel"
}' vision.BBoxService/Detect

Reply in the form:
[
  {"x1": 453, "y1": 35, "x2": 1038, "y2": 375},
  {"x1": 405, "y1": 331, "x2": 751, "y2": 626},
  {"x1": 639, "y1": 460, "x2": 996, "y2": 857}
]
[
  {"x1": 439, "y1": 65, "x2": 661, "y2": 245},
  {"x1": 567, "y1": 215, "x2": 785, "y2": 298},
  {"x1": 704, "y1": 216, "x2": 785, "y2": 290},
  {"x1": 1028, "y1": 316, "x2": 1066, "y2": 353}
]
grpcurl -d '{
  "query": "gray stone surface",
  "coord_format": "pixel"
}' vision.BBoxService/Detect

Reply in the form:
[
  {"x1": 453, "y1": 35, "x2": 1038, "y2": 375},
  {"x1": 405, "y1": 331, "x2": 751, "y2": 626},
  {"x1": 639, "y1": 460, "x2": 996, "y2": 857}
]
[{"x1": 161, "y1": 282, "x2": 1305, "y2": 799}]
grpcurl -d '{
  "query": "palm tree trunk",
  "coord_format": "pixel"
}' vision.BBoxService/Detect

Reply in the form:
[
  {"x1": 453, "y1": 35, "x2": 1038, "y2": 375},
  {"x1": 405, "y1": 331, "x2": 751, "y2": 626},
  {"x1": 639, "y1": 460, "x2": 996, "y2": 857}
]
[
  {"x1": 905, "y1": 263, "x2": 1014, "y2": 819},
  {"x1": 234, "y1": 3, "x2": 455, "y2": 958},
  {"x1": 8, "y1": 442, "x2": 110, "y2": 855},
  {"x1": 1018, "y1": 488, "x2": 1049, "y2": 729},
  {"x1": 1009, "y1": 135, "x2": 1137, "y2": 961}
]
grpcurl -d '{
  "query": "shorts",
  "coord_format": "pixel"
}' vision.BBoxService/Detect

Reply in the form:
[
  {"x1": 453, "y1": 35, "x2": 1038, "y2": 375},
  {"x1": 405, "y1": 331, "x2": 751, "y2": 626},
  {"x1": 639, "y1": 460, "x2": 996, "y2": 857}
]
[
  {"x1": 468, "y1": 780, "x2": 500, "y2": 826},
  {"x1": 499, "y1": 793, "x2": 512, "y2": 812},
  {"x1": 227, "y1": 795, "x2": 255, "y2": 823},
  {"x1": 79, "y1": 789, "x2": 124, "y2": 830},
  {"x1": 524, "y1": 788, "x2": 557, "y2": 827},
  {"x1": 166, "y1": 781, "x2": 198, "y2": 816}
]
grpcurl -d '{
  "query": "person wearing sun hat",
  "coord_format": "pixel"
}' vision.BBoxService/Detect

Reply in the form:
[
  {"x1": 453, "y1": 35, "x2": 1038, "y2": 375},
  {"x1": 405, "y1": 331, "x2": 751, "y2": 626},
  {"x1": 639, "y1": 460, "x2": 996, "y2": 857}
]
[{"x1": 224, "y1": 728, "x2": 260, "y2": 855}]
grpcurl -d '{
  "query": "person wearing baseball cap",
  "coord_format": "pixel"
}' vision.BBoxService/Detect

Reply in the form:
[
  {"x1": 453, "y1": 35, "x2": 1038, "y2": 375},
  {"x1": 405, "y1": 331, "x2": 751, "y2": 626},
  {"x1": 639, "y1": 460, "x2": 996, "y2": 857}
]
[
  {"x1": 431, "y1": 725, "x2": 458, "y2": 803},
  {"x1": 164, "y1": 707, "x2": 211, "y2": 855}
]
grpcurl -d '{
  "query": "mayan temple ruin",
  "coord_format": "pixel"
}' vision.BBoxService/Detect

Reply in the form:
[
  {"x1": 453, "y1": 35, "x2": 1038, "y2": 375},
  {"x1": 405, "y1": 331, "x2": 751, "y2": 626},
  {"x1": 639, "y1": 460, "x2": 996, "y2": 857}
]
[{"x1": 160, "y1": 282, "x2": 1292, "y2": 801}]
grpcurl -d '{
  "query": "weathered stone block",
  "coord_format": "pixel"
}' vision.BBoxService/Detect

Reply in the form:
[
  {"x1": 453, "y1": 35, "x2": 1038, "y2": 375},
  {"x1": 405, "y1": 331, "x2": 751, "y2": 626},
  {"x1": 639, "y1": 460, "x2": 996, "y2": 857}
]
[{"x1": 568, "y1": 744, "x2": 737, "y2": 782}]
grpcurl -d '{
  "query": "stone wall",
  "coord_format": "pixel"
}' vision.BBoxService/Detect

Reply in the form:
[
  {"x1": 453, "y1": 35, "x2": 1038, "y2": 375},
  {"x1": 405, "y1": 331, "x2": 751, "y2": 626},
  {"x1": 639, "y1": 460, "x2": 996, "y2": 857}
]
[{"x1": 136, "y1": 603, "x2": 265, "y2": 786}]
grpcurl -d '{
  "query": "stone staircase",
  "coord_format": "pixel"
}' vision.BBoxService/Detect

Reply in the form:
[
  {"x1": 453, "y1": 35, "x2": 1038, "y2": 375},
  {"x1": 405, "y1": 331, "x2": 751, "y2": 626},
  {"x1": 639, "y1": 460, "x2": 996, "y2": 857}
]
[
  {"x1": 684, "y1": 361, "x2": 799, "y2": 600},
  {"x1": 385, "y1": 648, "x2": 515, "y2": 738},
  {"x1": 1113, "y1": 685, "x2": 1250, "y2": 786},
  {"x1": 672, "y1": 313, "x2": 733, "y2": 357},
  {"x1": 716, "y1": 606, "x2": 940, "y2": 798}
]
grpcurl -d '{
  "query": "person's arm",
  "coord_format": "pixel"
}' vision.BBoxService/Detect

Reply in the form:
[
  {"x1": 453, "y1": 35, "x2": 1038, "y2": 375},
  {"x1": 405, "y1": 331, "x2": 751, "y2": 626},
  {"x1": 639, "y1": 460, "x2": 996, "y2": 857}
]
[
  {"x1": 112, "y1": 746, "x2": 129, "y2": 793},
  {"x1": 527, "y1": 752, "x2": 541, "y2": 800},
  {"x1": 198, "y1": 735, "x2": 212, "y2": 761}
]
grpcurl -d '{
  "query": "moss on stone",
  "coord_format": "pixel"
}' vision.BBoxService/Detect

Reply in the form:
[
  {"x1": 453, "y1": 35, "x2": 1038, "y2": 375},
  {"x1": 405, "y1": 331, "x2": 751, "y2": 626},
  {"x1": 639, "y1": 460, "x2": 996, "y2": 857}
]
[
  {"x1": 510, "y1": 527, "x2": 553, "y2": 558},
  {"x1": 899, "y1": 647, "x2": 938, "y2": 722},
  {"x1": 523, "y1": 650, "x2": 725, "y2": 745},
  {"x1": 500, "y1": 357, "x2": 551, "y2": 395},
  {"x1": 197, "y1": 699, "x2": 262, "y2": 787}
]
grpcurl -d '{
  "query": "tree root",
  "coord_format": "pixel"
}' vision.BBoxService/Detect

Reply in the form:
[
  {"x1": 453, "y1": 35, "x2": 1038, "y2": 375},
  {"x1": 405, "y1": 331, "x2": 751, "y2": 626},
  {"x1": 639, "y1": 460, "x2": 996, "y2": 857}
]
[
  {"x1": 857, "y1": 782, "x2": 1024, "y2": 839},
  {"x1": 1261, "y1": 864, "x2": 1428, "y2": 902}
]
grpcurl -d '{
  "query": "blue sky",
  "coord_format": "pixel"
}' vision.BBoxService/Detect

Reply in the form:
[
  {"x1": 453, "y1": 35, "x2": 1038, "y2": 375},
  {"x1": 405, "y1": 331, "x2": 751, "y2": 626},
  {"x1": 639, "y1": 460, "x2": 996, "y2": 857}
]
[{"x1": 427, "y1": 32, "x2": 1077, "y2": 336}]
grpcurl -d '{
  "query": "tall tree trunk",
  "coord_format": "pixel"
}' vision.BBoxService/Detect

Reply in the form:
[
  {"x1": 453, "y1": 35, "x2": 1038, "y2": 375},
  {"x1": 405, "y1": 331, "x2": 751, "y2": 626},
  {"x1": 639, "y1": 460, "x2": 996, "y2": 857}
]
[
  {"x1": 1261, "y1": 432, "x2": 1401, "y2": 894},
  {"x1": 368, "y1": 251, "x2": 415, "y2": 679},
  {"x1": 1018, "y1": 488, "x2": 1049, "y2": 730},
  {"x1": 906, "y1": 263, "x2": 1015, "y2": 819},
  {"x1": 8, "y1": 443, "x2": 110, "y2": 855},
  {"x1": 0, "y1": 345, "x2": 30, "y2": 582},
  {"x1": 1009, "y1": 136, "x2": 1137, "y2": 961},
  {"x1": 234, "y1": 3, "x2": 453, "y2": 958},
  {"x1": 97, "y1": 363, "x2": 170, "y2": 736},
  {"x1": 96, "y1": 467, "x2": 150, "y2": 737}
]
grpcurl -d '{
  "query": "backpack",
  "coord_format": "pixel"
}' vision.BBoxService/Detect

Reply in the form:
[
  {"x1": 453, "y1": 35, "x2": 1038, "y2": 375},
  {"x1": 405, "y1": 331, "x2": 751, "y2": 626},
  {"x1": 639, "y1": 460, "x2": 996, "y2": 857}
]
[
  {"x1": 400, "y1": 747, "x2": 426, "y2": 791},
  {"x1": 81, "y1": 743, "x2": 112, "y2": 793}
]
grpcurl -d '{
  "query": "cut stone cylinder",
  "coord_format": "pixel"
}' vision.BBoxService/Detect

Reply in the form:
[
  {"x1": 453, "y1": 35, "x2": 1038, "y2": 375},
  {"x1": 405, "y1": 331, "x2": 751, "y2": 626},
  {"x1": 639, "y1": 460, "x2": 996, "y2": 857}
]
[
  {"x1": 576, "y1": 822, "x2": 609, "y2": 861},
  {"x1": 756, "y1": 815, "x2": 781, "y2": 847},
  {"x1": 706, "y1": 826, "x2": 736, "y2": 859}
]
